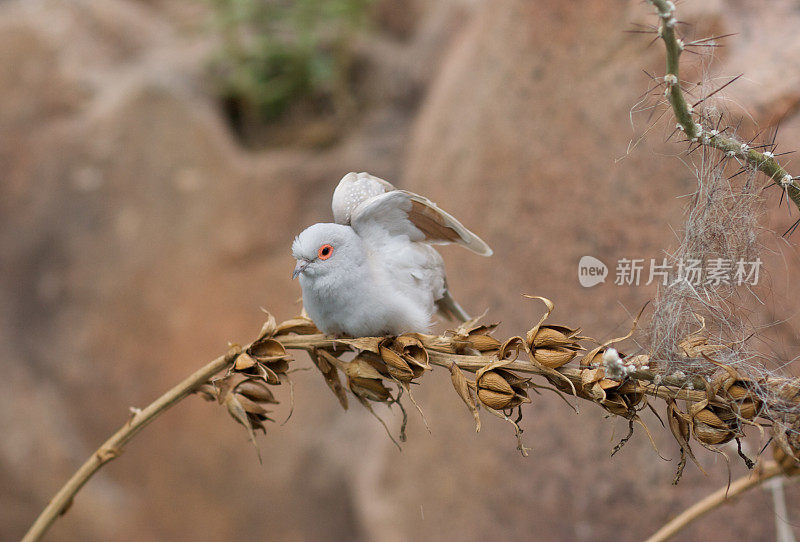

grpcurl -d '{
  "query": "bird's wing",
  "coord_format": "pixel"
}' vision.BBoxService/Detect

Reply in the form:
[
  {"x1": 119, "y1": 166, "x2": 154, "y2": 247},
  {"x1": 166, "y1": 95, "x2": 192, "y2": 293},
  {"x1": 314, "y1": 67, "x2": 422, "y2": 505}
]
[
  {"x1": 369, "y1": 240, "x2": 468, "y2": 324},
  {"x1": 332, "y1": 172, "x2": 395, "y2": 225},
  {"x1": 370, "y1": 240, "x2": 448, "y2": 316},
  {"x1": 349, "y1": 189, "x2": 493, "y2": 256}
]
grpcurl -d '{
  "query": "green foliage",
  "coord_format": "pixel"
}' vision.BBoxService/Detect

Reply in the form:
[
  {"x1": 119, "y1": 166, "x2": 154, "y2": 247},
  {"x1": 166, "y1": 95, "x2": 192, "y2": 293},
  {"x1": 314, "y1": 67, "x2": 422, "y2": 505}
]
[{"x1": 209, "y1": 0, "x2": 374, "y2": 122}]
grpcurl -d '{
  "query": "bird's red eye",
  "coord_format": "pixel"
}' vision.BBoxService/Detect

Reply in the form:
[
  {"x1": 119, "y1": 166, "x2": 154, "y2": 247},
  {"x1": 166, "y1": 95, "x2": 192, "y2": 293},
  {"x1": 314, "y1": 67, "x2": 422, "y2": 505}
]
[{"x1": 318, "y1": 244, "x2": 333, "y2": 260}]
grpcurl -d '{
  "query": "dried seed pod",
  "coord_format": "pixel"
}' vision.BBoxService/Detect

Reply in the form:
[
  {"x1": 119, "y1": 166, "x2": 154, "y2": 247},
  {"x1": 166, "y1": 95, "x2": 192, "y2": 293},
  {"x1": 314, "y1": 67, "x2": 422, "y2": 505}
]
[
  {"x1": 693, "y1": 421, "x2": 733, "y2": 445},
  {"x1": 344, "y1": 355, "x2": 385, "y2": 380},
  {"x1": 726, "y1": 384, "x2": 750, "y2": 401},
  {"x1": 705, "y1": 366, "x2": 761, "y2": 422},
  {"x1": 581, "y1": 367, "x2": 604, "y2": 387},
  {"x1": 476, "y1": 370, "x2": 529, "y2": 410},
  {"x1": 530, "y1": 325, "x2": 581, "y2": 348},
  {"x1": 379, "y1": 346, "x2": 415, "y2": 381},
  {"x1": 265, "y1": 357, "x2": 290, "y2": 376},
  {"x1": 248, "y1": 337, "x2": 288, "y2": 361},
  {"x1": 211, "y1": 371, "x2": 278, "y2": 450},
  {"x1": 467, "y1": 334, "x2": 501, "y2": 352},
  {"x1": 494, "y1": 368, "x2": 530, "y2": 388},
  {"x1": 692, "y1": 408, "x2": 735, "y2": 445},
  {"x1": 478, "y1": 370, "x2": 514, "y2": 395},
  {"x1": 311, "y1": 349, "x2": 348, "y2": 410},
  {"x1": 250, "y1": 362, "x2": 281, "y2": 385},
  {"x1": 448, "y1": 363, "x2": 481, "y2": 431},
  {"x1": 786, "y1": 379, "x2": 800, "y2": 402},
  {"x1": 693, "y1": 408, "x2": 728, "y2": 428},
  {"x1": 524, "y1": 295, "x2": 555, "y2": 342},
  {"x1": 348, "y1": 377, "x2": 392, "y2": 402},
  {"x1": 477, "y1": 388, "x2": 515, "y2": 410},
  {"x1": 449, "y1": 321, "x2": 501, "y2": 354},
  {"x1": 235, "y1": 394, "x2": 269, "y2": 417},
  {"x1": 533, "y1": 346, "x2": 576, "y2": 368},
  {"x1": 477, "y1": 370, "x2": 515, "y2": 409},
  {"x1": 394, "y1": 335, "x2": 429, "y2": 372},
  {"x1": 600, "y1": 394, "x2": 630, "y2": 416},
  {"x1": 451, "y1": 320, "x2": 500, "y2": 340},
  {"x1": 234, "y1": 353, "x2": 257, "y2": 371},
  {"x1": 668, "y1": 402, "x2": 690, "y2": 444},
  {"x1": 357, "y1": 351, "x2": 392, "y2": 379},
  {"x1": 732, "y1": 400, "x2": 758, "y2": 420},
  {"x1": 719, "y1": 383, "x2": 759, "y2": 420},
  {"x1": 215, "y1": 373, "x2": 250, "y2": 404},
  {"x1": 195, "y1": 383, "x2": 217, "y2": 401},
  {"x1": 275, "y1": 317, "x2": 318, "y2": 336},
  {"x1": 377, "y1": 337, "x2": 428, "y2": 381},
  {"x1": 236, "y1": 380, "x2": 278, "y2": 404}
]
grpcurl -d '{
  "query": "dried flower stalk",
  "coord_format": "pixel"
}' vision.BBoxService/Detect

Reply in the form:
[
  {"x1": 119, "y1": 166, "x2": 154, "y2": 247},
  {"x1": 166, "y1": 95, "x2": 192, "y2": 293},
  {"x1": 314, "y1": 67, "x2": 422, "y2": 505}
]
[
  {"x1": 645, "y1": 460, "x2": 784, "y2": 542},
  {"x1": 22, "y1": 301, "x2": 800, "y2": 542}
]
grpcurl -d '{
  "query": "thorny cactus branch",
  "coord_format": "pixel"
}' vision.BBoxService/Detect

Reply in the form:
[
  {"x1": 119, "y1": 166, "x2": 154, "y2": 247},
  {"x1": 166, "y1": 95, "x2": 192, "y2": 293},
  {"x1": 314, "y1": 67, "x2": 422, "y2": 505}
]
[{"x1": 646, "y1": 0, "x2": 800, "y2": 211}]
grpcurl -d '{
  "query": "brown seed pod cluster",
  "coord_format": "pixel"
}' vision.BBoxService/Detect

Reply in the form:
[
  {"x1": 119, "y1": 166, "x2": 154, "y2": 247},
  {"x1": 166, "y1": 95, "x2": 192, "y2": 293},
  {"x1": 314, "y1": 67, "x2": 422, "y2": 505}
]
[
  {"x1": 195, "y1": 313, "x2": 318, "y2": 454},
  {"x1": 578, "y1": 360, "x2": 645, "y2": 417},
  {"x1": 196, "y1": 371, "x2": 278, "y2": 453},
  {"x1": 197, "y1": 304, "x2": 800, "y2": 476},
  {"x1": 674, "y1": 362, "x2": 758, "y2": 456},
  {"x1": 305, "y1": 334, "x2": 435, "y2": 445},
  {"x1": 333, "y1": 335, "x2": 430, "y2": 384}
]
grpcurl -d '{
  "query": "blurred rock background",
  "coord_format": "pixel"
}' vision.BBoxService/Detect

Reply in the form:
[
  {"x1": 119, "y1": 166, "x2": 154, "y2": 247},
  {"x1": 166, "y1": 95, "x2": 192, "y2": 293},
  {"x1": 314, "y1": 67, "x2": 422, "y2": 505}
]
[{"x1": 2, "y1": 0, "x2": 799, "y2": 540}]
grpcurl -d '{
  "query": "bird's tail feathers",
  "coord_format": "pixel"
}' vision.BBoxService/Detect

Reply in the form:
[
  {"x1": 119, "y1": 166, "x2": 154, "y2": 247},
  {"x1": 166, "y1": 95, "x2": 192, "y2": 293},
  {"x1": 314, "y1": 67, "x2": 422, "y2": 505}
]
[{"x1": 436, "y1": 290, "x2": 470, "y2": 323}]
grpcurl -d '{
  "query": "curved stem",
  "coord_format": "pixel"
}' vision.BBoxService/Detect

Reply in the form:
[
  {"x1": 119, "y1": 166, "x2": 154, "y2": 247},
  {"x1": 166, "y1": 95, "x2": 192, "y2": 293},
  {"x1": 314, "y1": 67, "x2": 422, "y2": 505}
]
[
  {"x1": 645, "y1": 460, "x2": 784, "y2": 542},
  {"x1": 22, "y1": 329, "x2": 796, "y2": 542},
  {"x1": 21, "y1": 347, "x2": 240, "y2": 542}
]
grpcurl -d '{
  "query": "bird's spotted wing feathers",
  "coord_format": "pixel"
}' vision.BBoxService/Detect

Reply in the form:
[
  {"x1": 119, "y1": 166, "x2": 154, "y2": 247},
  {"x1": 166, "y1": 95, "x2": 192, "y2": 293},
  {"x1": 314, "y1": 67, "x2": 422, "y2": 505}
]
[{"x1": 332, "y1": 172, "x2": 395, "y2": 224}]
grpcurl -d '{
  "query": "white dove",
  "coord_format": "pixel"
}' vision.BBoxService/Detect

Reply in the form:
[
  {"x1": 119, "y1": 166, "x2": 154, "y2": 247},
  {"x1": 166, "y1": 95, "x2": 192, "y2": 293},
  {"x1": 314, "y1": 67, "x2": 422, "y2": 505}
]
[{"x1": 292, "y1": 172, "x2": 492, "y2": 337}]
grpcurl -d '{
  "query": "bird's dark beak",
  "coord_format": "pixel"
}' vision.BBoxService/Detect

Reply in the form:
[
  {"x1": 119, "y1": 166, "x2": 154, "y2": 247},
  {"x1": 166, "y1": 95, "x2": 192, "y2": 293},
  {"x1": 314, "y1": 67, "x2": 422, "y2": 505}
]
[{"x1": 292, "y1": 259, "x2": 309, "y2": 279}]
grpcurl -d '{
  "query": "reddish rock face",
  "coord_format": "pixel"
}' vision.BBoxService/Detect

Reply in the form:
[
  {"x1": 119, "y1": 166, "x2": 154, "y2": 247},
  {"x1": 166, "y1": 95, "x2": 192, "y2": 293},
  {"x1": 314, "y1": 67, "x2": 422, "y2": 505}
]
[{"x1": 2, "y1": 0, "x2": 798, "y2": 541}]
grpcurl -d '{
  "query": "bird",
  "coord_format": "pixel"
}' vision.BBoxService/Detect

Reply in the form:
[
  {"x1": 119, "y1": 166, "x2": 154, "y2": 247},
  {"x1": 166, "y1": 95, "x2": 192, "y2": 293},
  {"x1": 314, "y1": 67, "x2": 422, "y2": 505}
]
[{"x1": 292, "y1": 172, "x2": 492, "y2": 337}]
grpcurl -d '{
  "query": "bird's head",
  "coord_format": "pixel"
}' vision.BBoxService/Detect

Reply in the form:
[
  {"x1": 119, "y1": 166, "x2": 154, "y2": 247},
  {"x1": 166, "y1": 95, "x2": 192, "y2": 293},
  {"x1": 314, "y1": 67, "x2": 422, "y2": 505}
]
[{"x1": 291, "y1": 223, "x2": 363, "y2": 280}]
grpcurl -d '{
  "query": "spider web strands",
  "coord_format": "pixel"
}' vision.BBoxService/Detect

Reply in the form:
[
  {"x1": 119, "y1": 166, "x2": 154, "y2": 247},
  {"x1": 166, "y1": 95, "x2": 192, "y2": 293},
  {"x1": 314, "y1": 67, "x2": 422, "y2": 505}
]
[{"x1": 645, "y1": 0, "x2": 800, "y2": 213}]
